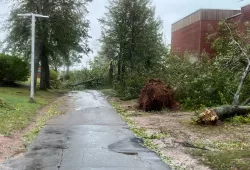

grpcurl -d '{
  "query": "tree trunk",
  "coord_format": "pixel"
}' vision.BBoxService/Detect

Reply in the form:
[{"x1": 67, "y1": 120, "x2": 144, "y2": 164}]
[
  {"x1": 40, "y1": 46, "x2": 50, "y2": 90},
  {"x1": 109, "y1": 61, "x2": 114, "y2": 85},
  {"x1": 39, "y1": 15, "x2": 50, "y2": 90},
  {"x1": 121, "y1": 61, "x2": 125, "y2": 80},
  {"x1": 46, "y1": 63, "x2": 50, "y2": 89},
  {"x1": 130, "y1": 3, "x2": 135, "y2": 71},
  {"x1": 34, "y1": 42, "x2": 42, "y2": 90},
  {"x1": 118, "y1": 58, "x2": 121, "y2": 81},
  {"x1": 70, "y1": 78, "x2": 102, "y2": 87},
  {"x1": 196, "y1": 105, "x2": 250, "y2": 124},
  {"x1": 232, "y1": 59, "x2": 250, "y2": 105}
]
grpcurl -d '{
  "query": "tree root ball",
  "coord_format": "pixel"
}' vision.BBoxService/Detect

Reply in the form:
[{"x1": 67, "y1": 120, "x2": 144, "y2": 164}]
[
  {"x1": 196, "y1": 105, "x2": 250, "y2": 125},
  {"x1": 139, "y1": 79, "x2": 180, "y2": 112},
  {"x1": 196, "y1": 109, "x2": 219, "y2": 125}
]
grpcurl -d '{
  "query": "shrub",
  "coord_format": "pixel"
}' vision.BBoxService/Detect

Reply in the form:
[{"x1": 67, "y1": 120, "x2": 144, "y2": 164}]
[
  {"x1": 0, "y1": 54, "x2": 29, "y2": 84},
  {"x1": 49, "y1": 69, "x2": 61, "y2": 89},
  {"x1": 50, "y1": 69, "x2": 58, "y2": 81}
]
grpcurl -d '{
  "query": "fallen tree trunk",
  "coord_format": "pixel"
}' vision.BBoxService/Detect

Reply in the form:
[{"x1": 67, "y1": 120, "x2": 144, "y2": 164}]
[
  {"x1": 69, "y1": 78, "x2": 102, "y2": 87},
  {"x1": 196, "y1": 105, "x2": 250, "y2": 125}
]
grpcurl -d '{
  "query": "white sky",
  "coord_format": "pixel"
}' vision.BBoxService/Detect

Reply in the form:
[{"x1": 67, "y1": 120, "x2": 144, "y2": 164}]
[{"x1": 0, "y1": 0, "x2": 249, "y2": 68}]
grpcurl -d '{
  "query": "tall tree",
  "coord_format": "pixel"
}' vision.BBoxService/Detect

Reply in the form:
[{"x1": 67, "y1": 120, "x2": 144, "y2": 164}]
[
  {"x1": 4, "y1": 0, "x2": 91, "y2": 89},
  {"x1": 208, "y1": 21, "x2": 250, "y2": 105},
  {"x1": 99, "y1": 0, "x2": 165, "y2": 83}
]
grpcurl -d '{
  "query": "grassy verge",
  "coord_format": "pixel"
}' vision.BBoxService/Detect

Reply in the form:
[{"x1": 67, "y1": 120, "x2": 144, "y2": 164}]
[
  {"x1": 189, "y1": 114, "x2": 250, "y2": 170},
  {"x1": 0, "y1": 87, "x2": 60, "y2": 136},
  {"x1": 23, "y1": 97, "x2": 65, "y2": 145},
  {"x1": 190, "y1": 147, "x2": 250, "y2": 170}
]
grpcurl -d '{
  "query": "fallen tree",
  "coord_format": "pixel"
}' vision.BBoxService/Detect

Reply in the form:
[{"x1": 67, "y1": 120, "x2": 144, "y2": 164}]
[
  {"x1": 68, "y1": 78, "x2": 103, "y2": 87},
  {"x1": 196, "y1": 105, "x2": 250, "y2": 124}
]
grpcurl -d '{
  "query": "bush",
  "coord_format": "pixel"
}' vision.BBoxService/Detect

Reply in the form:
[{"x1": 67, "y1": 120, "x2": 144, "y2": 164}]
[
  {"x1": 50, "y1": 69, "x2": 58, "y2": 81},
  {"x1": 0, "y1": 54, "x2": 29, "y2": 84},
  {"x1": 49, "y1": 69, "x2": 61, "y2": 89}
]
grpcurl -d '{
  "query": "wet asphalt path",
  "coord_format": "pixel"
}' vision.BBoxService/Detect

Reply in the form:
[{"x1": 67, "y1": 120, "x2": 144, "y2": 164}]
[{"x1": 2, "y1": 91, "x2": 171, "y2": 170}]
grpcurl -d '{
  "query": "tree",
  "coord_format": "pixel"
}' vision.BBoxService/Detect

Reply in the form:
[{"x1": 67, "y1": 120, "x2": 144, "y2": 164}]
[
  {"x1": 4, "y1": 0, "x2": 92, "y2": 90},
  {"x1": 99, "y1": 0, "x2": 165, "y2": 83},
  {"x1": 208, "y1": 21, "x2": 250, "y2": 106}
]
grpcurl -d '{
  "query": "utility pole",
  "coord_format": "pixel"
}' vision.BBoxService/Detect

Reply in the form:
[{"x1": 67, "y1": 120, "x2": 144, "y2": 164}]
[{"x1": 18, "y1": 13, "x2": 49, "y2": 102}]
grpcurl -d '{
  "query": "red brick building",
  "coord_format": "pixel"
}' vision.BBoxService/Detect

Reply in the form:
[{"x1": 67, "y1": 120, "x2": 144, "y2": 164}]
[{"x1": 171, "y1": 4, "x2": 250, "y2": 56}]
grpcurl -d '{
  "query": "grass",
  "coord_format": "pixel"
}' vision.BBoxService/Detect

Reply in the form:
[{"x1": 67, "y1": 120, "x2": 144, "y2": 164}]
[
  {"x1": 191, "y1": 148, "x2": 250, "y2": 170},
  {"x1": 187, "y1": 123, "x2": 250, "y2": 170},
  {"x1": 0, "y1": 86, "x2": 59, "y2": 135},
  {"x1": 226, "y1": 114, "x2": 250, "y2": 125}
]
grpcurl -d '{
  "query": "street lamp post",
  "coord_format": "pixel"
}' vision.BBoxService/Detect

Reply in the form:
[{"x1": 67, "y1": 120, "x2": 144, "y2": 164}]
[{"x1": 18, "y1": 13, "x2": 49, "y2": 102}]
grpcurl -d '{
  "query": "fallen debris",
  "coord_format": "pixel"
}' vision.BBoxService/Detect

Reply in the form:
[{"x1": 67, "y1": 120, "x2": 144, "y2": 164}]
[
  {"x1": 139, "y1": 79, "x2": 179, "y2": 112},
  {"x1": 196, "y1": 105, "x2": 250, "y2": 124}
]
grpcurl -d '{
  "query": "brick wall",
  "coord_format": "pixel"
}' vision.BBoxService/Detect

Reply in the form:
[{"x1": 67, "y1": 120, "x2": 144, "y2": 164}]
[
  {"x1": 171, "y1": 20, "x2": 219, "y2": 56},
  {"x1": 200, "y1": 20, "x2": 219, "y2": 55},
  {"x1": 171, "y1": 21, "x2": 201, "y2": 55},
  {"x1": 228, "y1": 5, "x2": 250, "y2": 34},
  {"x1": 171, "y1": 5, "x2": 250, "y2": 56}
]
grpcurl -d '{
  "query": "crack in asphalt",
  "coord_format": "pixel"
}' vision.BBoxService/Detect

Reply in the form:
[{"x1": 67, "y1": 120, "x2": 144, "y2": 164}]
[
  {"x1": 57, "y1": 129, "x2": 68, "y2": 170},
  {"x1": 57, "y1": 149, "x2": 64, "y2": 170}
]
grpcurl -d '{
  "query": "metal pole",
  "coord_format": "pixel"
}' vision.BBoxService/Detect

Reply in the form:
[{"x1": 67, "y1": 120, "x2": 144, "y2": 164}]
[
  {"x1": 17, "y1": 13, "x2": 49, "y2": 103},
  {"x1": 30, "y1": 14, "x2": 35, "y2": 102}
]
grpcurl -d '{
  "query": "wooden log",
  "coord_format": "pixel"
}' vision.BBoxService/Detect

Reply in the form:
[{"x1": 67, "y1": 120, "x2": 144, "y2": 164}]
[
  {"x1": 69, "y1": 78, "x2": 102, "y2": 87},
  {"x1": 196, "y1": 105, "x2": 250, "y2": 124}
]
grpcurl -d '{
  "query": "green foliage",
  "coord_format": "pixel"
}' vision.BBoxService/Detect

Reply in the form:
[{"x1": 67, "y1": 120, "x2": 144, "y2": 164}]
[
  {"x1": 98, "y1": 0, "x2": 166, "y2": 97},
  {"x1": 192, "y1": 149, "x2": 250, "y2": 170},
  {"x1": 207, "y1": 21, "x2": 243, "y2": 57},
  {"x1": 0, "y1": 54, "x2": 29, "y2": 84},
  {"x1": 113, "y1": 69, "x2": 159, "y2": 100},
  {"x1": 226, "y1": 114, "x2": 250, "y2": 125},
  {"x1": 5, "y1": 0, "x2": 92, "y2": 89},
  {"x1": 66, "y1": 68, "x2": 106, "y2": 90},
  {"x1": 207, "y1": 20, "x2": 250, "y2": 106},
  {"x1": 49, "y1": 69, "x2": 61, "y2": 89},
  {"x1": 161, "y1": 55, "x2": 239, "y2": 110},
  {"x1": 50, "y1": 69, "x2": 58, "y2": 81}
]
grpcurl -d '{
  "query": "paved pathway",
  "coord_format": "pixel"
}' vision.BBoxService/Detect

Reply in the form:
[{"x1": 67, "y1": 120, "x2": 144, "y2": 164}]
[{"x1": 2, "y1": 91, "x2": 171, "y2": 170}]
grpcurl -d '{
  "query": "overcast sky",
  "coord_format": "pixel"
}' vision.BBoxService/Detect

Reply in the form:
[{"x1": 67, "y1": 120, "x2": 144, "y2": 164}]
[{"x1": 0, "y1": 0, "x2": 249, "y2": 67}]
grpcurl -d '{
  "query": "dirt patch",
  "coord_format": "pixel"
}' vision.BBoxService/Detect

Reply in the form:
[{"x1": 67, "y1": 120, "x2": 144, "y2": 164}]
[
  {"x1": 112, "y1": 98, "x2": 250, "y2": 169},
  {"x1": 0, "y1": 95, "x2": 68, "y2": 163}
]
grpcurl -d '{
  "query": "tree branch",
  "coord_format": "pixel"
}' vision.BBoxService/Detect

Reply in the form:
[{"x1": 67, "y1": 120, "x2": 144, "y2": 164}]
[
  {"x1": 233, "y1": 59, "x2": 250, "y2": 105},
  {"x1": 225, "y1": 22, "x2": 250, "y2": 105}
]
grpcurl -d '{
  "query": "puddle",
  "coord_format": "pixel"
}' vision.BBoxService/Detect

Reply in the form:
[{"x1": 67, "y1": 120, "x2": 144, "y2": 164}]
[{"x1": 75, "y1": 108, "x2": 85, "y2": 111}]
